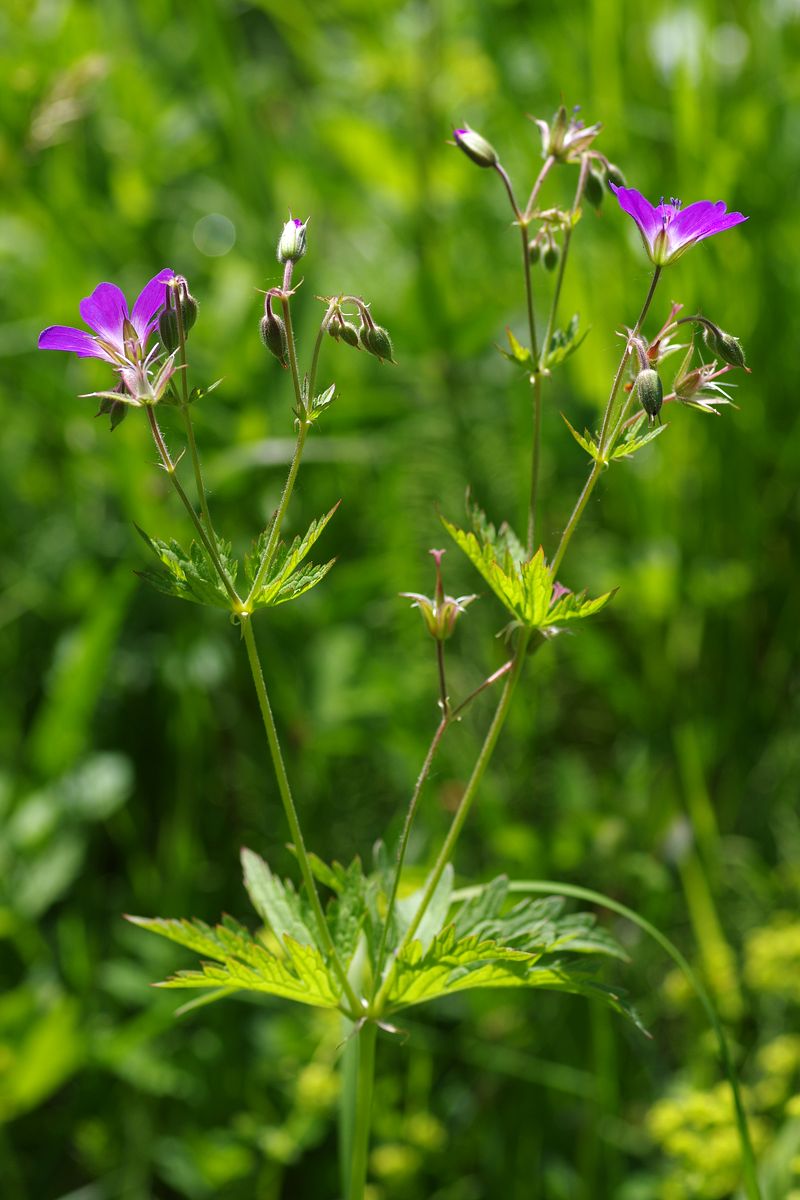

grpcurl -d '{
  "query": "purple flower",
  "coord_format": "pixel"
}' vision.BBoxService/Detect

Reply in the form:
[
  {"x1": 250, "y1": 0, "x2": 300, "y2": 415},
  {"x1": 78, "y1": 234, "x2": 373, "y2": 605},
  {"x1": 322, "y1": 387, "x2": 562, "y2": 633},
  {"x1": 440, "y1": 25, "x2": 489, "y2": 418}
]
[
  {"x1": 610, "y1": 184, "x2": 747, "y2": 266},
  {"x1": 38, "y1": 268, "x2": 174, "y2": 364}
]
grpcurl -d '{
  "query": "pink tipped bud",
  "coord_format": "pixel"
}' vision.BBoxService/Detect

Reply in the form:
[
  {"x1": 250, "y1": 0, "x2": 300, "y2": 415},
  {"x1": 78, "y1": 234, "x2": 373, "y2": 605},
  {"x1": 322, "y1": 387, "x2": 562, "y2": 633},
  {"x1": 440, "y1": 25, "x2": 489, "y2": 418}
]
[
  {"x1": 453, "y1": 126, "x2": 499, "y2": 169},
  {"x1": 277, "y1": 216, "x2": 308, "y2": 264}
]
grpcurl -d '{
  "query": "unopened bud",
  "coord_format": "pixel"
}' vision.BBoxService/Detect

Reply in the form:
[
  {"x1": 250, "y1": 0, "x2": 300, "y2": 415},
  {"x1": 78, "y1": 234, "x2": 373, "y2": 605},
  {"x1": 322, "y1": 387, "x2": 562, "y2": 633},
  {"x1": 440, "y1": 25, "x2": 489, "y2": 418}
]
[
  {"x1": 260, "y1": 299, "x2": 288, "y2": 367},
  {"x1": 453, "y1": 126, "x2": 499, "y2": 169},
  {"x1": 605, "y1": 162, "x2": 627, "y2": 188},
  {"x1": 96, "y1": 392, "x2": 128, "y2": 431},
  {"x1": 528, "y1": 238, "x2": 541, "y2": 265},
  {"x1": 360, "y1": 322, "x2": 395, "y2": 363},
  {"x1": 636, "y1": 368, "x2": 664, "y2": 424},
  {"x1": 584, "y1": 165, "x2": 605, "y2": 209},
  {"x1": 339, "y1": 321, "x2": 360, "y2": 348},
  {"x1": 277, "y1": 217, "x2": 308, "y2": 265},
  {"x1": 542, "y1": 238, "x2": 560, "y2": 272},
  {"x1": 177, "y1": 280, "x2": 199, "y2": 333},
  {"x1": 703, "y1": 325, "x2": 747, "y2": 370},
  {"x1": 158, "y1": 307, "x2": 180, "y2": 354}
]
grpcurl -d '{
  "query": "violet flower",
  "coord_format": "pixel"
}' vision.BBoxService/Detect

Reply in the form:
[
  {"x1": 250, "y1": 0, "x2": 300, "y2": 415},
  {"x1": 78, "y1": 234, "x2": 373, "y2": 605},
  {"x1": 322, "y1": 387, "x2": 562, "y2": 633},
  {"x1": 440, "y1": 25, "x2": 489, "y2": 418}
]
[
  {"x1": 38, "y1": 269, "x2": 174, "y2": 364},
  {"x1": 610, "y1": 184, "x2": 747, "y2": 266}
]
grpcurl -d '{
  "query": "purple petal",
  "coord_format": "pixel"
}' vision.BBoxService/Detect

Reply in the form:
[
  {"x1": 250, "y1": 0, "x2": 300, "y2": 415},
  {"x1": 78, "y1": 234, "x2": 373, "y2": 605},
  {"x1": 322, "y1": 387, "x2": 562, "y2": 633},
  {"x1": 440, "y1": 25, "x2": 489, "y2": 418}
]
[
  {"x1": 669, "y1": 202, "x2": 748, "y2": 253},
  {"x1": 79, "y1": 283, "x2": 129, "y2": 345},
  {"x1": 130, "y1": 268, "x2": 174, "y2": 340},
  {"x1": 610, "y1": 184, "x2": 661, "y2": 244},
  {"x1": 38, "y1": 325, "x2": 111, "y2": 360}
]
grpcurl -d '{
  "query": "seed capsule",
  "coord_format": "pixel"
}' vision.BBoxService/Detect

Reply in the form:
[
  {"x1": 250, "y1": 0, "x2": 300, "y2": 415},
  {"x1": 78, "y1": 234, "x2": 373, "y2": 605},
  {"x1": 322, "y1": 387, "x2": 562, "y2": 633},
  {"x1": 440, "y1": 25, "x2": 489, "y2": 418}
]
[
  {"x1": 158, "y1": 307, "x2": 180, "y2": 354},
  {"x1": 636, "y1": 368, "x2": 664, "y2": 424}
]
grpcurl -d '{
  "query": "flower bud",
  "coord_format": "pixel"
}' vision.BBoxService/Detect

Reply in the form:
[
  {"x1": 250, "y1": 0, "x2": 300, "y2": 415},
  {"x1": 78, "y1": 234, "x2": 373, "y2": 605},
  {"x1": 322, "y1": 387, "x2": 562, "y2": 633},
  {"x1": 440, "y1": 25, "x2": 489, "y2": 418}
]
[
  {"x1": 260, "y1": 297, "x2": 288, "y2": 367},
  {"x1": 177, "y1": 280, "x2": 199, "y2": 333},
  {"x1": 636, "y1": 368, "x2": 664, "y2": 424},
  {"x1": 339, "y1": 321, "x2": 360, "y2": 348},
  {"x1": 605, "y1": 162, "x2": 627, "y2": 188},
  {"x1": 703, "y1": 325, "x2": 747, "y2": 370},
  {"x1": 528, "y1": 237, "x2": 541, "y2": 265},
  {"x1": 584, "y1": 165, "x2": 605, "y2": 209},
  {"x1": 360, "y1": 322, "x2": 395, "y2": 363},
  {"x1": 158, "y1": 307, "x2": 181, "y2": 354},
  {"x1": 277, "y1": 217, "x2": 308, "y2": 265},
  {"x1": 96, "y1": 391, "x2": 128, "y2": 431},
  {"x1": 542, "y1": 238, "x2": 560, "y2": 272},
  {"x1": 453, "y1": 126, "x2": 499, "y2": 169}
]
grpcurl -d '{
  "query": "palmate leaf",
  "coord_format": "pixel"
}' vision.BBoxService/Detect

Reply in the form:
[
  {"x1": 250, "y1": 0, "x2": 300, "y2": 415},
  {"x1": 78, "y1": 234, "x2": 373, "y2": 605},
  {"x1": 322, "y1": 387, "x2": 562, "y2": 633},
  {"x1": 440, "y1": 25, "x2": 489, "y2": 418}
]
[
  {"x1": 241, "y1": 848, "x2": 315, "y2": 946},
  {"x1": 125, "y1": 913, "x2": 340, "y2": 1009},
  {"x1": 442, "y1": 501, "x2": 614, "y2": 631},
  {"x1": 562, "y1": 414, "x2": 602, "y2": 462},
  {"x1": 244, "y1": 504, "x2": 339, "y2": 610},
  {"x1": 384, "y1": 880, "x2": 643, "y2": 1030},
  {"x1": 135, "y1": 527, "x2": 238, "y2": 610}
]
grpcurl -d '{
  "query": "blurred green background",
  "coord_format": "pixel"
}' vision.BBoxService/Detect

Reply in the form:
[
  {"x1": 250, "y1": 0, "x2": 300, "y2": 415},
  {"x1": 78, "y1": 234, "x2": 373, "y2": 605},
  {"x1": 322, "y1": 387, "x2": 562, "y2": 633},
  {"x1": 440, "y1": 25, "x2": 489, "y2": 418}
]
[{"x1": 2, "y1": 0, "x2": 800, "y2": 1196}]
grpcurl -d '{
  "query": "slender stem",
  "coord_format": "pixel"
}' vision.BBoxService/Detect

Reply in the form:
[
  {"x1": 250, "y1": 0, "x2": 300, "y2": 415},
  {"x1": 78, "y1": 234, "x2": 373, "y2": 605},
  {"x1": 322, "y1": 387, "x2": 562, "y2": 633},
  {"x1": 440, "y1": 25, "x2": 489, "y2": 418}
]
[
  {"x1": 245, "y1": 420, "x2": 310, "y2": 608},
  {"x1": 526, "y1": 373, "x2": 543, "y2": 556},
  {"x1": 539, "y1": 155, "x2": 591, "y2": 370},
  {"x1": 307, "y1": 300, "x2": 337, "y2": 406},
  {"x1": 173, "y1": 288, "x2": 212, "y2": 530},
  {"x1": 524, "y1": 154, "x2": 556, "y2": 220},
  {"x1": 449, "y1": 659, "x2": 513, "y2": 721},
  {"x1": 550, "y1": 267, "x2": 662, "y2": 579},
  {"x1": 372, "y1": 633, "x2": 531, "y2": 1014},
  {"x1": 241, "y1": 617, "x2": 361, "y2": 1016},
  {"x1": 375, "y1": 716, "x2": 449, "y2": 976},
  {"x1": 494, "y1": 163, "x2": 523, "y2": 221},
  {"x1": 435, "y1": 640, "x2": 449, "y2": 717},
  {"x1": 145, "y1": 407, "x2": 241, "y2": 607},
  {"x1": 452, "y1": 880, "x2": 763, "y2": 1200},
  {"x1": 518, "y1": 212, "x2": 541, "y2": 556},
  {"x1": 279, "y1": 264, "x2": 306, "y2": 418},
  {"x1": 348, "y1": 1021, "x2": 377, "y2": 1200},
  {"x1": 597, "y1": 267, "x2": 662, "y2": 452}
]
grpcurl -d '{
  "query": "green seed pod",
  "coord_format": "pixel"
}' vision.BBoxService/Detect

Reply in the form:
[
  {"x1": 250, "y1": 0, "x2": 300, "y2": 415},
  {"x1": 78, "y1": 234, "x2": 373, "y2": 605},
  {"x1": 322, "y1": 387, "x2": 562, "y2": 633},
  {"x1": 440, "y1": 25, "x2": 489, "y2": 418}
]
[
  {"x1": 542, "y1": 239, "x2": 560, "y2": 272},
  {"x1": 362, "y1": 323, "x2": 395, "y2": 363},
  {"x1": 703, "y1": 325, "x2": 747, "y2": 370},
  {"x1": 528, "y1": 238, "x2": 541, "y2": 265},
  {"x1": 453, "y1": 126, "x2": 499, "y2": 169},
  {"x1": 339, "y1": 321, "x2": 360, "y2": 348},
  {"x1": 584, "y1": 165, "x2": 605, "y2": 209},
  {"x1": 158, "y1": 307, "x2": 180, "y2": 354},
  {"x1": 605, "y1": 162, "x2": 627, "y2": 188},
  {"x1": 636, "y1": 368, "x2": 664, "y2": 423},
  {"x1": 260, "y1": 308, "x2": 288, "y2": 367}
]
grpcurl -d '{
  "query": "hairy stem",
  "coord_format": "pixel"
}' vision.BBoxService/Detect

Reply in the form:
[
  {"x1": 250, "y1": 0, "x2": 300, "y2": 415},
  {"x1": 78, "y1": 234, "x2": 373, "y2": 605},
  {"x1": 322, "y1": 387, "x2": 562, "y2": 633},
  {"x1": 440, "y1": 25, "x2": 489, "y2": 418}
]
[
  {"x1": 550, "y1": 267, "x2": 662, "y2": 579},
  {"x1": 145, "y1": 407, "x2": 241, "y2": 607},
  {"x1": 372, "y1": 633, "x2": 531, "y2": 1014},
  {"x1": 241, "y1": 617, "x2": 361, "y2": 1016},
  {"x1": 173, "y1": 288, "x2": 213, "y2": 530},
  {"x1": 375, "y1": 716, "x2": 449, "y2": 976},
  {"x1": 244, "y1": 420, "x2": 310, "y2": 609}
]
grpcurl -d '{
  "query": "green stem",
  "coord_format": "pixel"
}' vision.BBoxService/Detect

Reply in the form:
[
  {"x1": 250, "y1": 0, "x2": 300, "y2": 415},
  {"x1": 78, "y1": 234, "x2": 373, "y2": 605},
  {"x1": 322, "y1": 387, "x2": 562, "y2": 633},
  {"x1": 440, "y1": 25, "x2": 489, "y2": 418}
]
[
  {"x1": 279, "y1": 264, "x2": 306, "y2": 418},
  {"x1": 374, "y1": 657, "x2": 514, "y2": 983},
  {"x1": 348, "y1": 1021, "x2": 377, "y2": 1200},
  {"x1": 538, "y1": 155, "x2": 591, "y2": 371},
  {"x1": 526, "y1": 373, "x2": 543, "y2": 556},
  {"x1": 549, "y1": 267, "x2": 662, "y2": 579},
  {"x1": 451, "y1": 879, "x2": 763, "y2": 1200},
  {"x1": 241, "y1": 617, "x2": 361, "y2": 1016},
  {"x1": 372, "y1": 633, "x2": 531, "y2": 1014},
  {"x1": 375, "y1": 716, "x2": 449, "y2": 977},
  {"x1": 524, "y1": 153, "x2": 556, "y2": 220},
  {"x1": 244, "y1": 419, "x2": 310, "y2": 609},
  {"x1": 172, "y1": 286, "x2": 213, "y2": 530},
  {"x1": 145, "y1": 407, "x2": 241, "y2": 608}
]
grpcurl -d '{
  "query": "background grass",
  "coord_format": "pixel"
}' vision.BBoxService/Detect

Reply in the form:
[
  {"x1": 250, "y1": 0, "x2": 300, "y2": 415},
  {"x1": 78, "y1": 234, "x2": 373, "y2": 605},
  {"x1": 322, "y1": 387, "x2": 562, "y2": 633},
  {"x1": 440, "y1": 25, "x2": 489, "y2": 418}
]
[{"x1": 2, "y1": 1, "x2": 800, "y2": 1197}]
